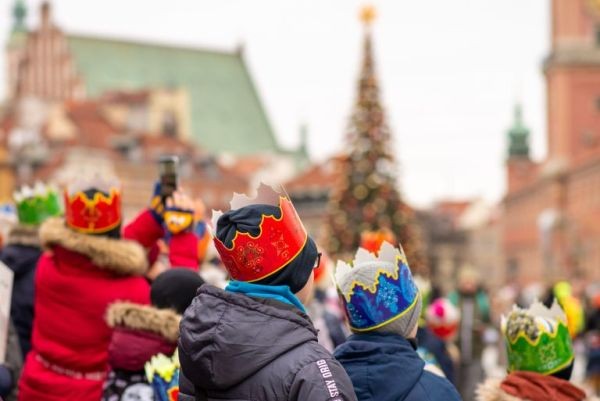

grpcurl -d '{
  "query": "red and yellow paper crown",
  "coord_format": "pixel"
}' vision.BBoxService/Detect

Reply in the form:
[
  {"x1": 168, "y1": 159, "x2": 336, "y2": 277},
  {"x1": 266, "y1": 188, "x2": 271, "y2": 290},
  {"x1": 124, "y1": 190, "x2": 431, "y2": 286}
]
[
  {"x1": 211, "y1": 184, "x2": 308, "y2": 282},
  {"x1": 64, "y1": 177, "x2": 122, "y2": 234}
]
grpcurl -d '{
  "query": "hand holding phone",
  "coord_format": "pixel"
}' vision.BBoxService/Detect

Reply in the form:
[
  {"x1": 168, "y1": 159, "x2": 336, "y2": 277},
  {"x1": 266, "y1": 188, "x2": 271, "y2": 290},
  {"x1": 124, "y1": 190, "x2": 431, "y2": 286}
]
[{"x1": 158, "y1": 156, "x2": 179, "y2": 205}]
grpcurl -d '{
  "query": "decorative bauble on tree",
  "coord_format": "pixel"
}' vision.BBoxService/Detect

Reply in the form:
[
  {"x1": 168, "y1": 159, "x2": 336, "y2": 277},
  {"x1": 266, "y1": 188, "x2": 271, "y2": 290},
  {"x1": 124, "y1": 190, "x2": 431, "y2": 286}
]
[{"x1": 326, "y1": 5, "x2": 427, "y2": 275}]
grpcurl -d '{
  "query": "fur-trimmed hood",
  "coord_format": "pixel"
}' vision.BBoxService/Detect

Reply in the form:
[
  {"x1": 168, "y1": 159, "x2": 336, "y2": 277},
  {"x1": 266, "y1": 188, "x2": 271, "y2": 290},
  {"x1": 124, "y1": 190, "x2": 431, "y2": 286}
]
[
  {"x1": 477, "y1": 378, "x2": 523, "y2": 401},
  {"x1": 476, "y1": 377, "x2": 592, "y2": 401},
  {"x1": 39, "y1": 217, "x2": 147, "y2": 276},
  {"x1": 7, "y1": 223, "x2": 40, "y2": 248},
  {"x1": 106, "y1": 301, "x2": 180, "y2": 343}
]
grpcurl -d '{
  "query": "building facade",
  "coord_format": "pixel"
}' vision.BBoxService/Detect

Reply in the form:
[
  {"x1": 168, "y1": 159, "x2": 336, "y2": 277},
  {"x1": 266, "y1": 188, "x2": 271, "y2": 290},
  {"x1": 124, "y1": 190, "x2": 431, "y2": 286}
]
[
  {"x1": 0, "y1": 1, "x2": 308, "y2": 207},
  {"x1": 503, "y1": 0, "x2": 600, "y2": 285}
]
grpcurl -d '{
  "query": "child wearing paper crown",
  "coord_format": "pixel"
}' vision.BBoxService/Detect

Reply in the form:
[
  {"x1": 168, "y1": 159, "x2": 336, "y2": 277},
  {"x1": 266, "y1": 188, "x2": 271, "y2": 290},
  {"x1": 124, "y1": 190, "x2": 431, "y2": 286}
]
[
  {"x1": 0, "y1": 183, "x2": 61, "y2": 358},
  {"x1": 476, "y1": 300, "x2": 590, "y2": 401},
  {"x1": 178, "y1": 184, "x2": 357, "y2": 401},
  {"x1": 101, "y1": 269, "x2": 204, "y2": 401},
  {"x1": 17, "y1": 178, "x2": 152, "y2": 401},
  {"x1": 333, "y1": 241, "x2": 462, "y2": 401}
]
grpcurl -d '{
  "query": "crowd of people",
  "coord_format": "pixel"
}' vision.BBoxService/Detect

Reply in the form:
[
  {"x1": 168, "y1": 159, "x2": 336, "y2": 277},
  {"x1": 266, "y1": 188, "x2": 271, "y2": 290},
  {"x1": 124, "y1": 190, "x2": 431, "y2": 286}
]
[{"x1": 0, "y1": 177, "x2": 598, "y2": 401}]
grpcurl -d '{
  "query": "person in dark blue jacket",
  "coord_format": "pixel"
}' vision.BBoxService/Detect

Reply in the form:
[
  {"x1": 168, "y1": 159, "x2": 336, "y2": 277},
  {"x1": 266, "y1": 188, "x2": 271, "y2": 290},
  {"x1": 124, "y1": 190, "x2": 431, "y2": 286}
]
[
  {"x1": 0, "y1": 183, "x2": 61, "y2": 357},
  {"x1": 334, "y1": 241, "x2": 462, "y2": 401}
]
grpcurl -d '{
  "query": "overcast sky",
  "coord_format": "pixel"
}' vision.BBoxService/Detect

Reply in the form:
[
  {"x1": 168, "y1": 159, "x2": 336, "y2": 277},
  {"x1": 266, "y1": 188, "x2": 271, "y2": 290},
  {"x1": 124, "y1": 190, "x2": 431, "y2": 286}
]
[{"x1": 0, "y1": 0, "x2": 550, "y2": 207}]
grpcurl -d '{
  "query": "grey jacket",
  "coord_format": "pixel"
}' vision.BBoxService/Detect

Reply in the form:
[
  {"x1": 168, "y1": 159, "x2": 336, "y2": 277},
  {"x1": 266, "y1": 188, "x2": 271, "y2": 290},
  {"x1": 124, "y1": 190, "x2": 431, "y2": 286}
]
[{"x1": 178, "y1": 285, "x2": 357, "y2": 401}]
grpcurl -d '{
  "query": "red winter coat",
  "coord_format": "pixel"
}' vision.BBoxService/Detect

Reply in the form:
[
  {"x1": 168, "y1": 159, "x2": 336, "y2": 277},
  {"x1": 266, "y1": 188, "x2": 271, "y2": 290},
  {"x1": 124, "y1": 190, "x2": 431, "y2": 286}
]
[
  {"x1": 123, "y1": 209, "x2": 201, "y2": 269},
  {"x1": 18, "y1": 218, "x2": 150, "y2": 401}
]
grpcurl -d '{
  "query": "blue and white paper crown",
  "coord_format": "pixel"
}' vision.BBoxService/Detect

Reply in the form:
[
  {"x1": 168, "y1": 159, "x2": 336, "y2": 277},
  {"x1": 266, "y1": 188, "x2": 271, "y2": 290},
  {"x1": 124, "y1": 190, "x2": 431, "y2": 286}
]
[{"x1": 335, "y1": 241, "x2": 420, "y2": 332}]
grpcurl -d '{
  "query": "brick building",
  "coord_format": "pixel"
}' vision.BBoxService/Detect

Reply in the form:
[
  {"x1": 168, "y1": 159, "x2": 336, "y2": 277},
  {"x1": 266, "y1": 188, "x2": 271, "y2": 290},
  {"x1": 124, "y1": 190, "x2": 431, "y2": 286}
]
[{"x1": 503, "y1": 0, "x2": 600, "y2": 285}]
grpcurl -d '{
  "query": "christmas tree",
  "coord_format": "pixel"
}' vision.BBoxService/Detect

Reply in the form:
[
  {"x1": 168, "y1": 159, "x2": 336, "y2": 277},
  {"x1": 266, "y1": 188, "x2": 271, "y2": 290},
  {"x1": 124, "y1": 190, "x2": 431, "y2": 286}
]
[{"x1": 326, "y1": 6, "x2": 427, "y2": 274}]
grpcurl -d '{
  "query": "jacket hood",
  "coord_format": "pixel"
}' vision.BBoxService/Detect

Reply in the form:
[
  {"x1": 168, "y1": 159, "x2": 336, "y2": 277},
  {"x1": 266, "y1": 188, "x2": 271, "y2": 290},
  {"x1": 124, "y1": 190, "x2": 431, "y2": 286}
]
[
  {"x1": 7, "y1": 223, "x2": 40, "y2": 248},
  {"x1": 477, "y1": 374, "x2": 588, "y2": 401},
  {"x1": 106, "y1": 302, "x2": 180, "y2": 343},
  {"x1": 40, "y1": 217, "x2": 147, "y2": 275},
  {"x1": 178, "y1": 284, "x2": 318, "y2": 390},
  {"x1": 334, "y1": 333, "x2": 424, "y2": 401},
  {"x1": 106, "y1": 302, "x2": 179, "y2": 371}
]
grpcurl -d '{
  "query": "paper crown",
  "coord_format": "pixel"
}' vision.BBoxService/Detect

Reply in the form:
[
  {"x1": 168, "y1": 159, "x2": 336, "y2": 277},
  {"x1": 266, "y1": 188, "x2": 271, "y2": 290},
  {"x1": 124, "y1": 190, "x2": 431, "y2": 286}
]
[
  {"x1": 335, "y1": 241, "x2": 420, "y2": 332},
  {"x1": 211, "y1": 184, "x2": 308, "y2": 282},
  {"x1": 502, "y1": 300, "x2": 574, "y2": 375},
  {"x1": 64, "y1": 176, "x2": 121, "y2": 234},
  {"x1": 145, "y1": 353, "x2": 179, "y2": 401},
  {"x1": 13, "y1": 182, "x2": 62, "y2": 225},
  {"x1": 426, "y1": 298, "x2": 460, "y2": 341},
  {"x1": 360, "y1": 229, "x2": 396, "y2": 255}
]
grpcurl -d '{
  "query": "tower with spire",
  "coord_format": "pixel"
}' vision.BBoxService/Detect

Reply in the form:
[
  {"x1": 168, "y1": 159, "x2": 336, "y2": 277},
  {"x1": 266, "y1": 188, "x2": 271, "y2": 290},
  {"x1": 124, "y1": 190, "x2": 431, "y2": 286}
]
[
  {"x1": 6, "y1": 0, "x2": 28, "y2": 99},
  {"x1": 325, "y1": 5, "x2": 427, "y2": 274},
  {"x1": 507, "y1": 104, "x2": 530, "y2": 159},
  {"x1": 505, "y1": 104, "x2": 538, "y2": 194}
]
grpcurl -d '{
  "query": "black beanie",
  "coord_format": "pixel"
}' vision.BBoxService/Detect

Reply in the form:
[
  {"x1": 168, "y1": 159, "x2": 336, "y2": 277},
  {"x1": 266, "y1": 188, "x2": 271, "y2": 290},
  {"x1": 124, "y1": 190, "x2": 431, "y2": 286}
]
[
  {"x1": 151, "y1": 268, "x2": 205, "y2": 314},
  {"x1": 216, "y1": 204, "x2": 318, "y2": 293}
]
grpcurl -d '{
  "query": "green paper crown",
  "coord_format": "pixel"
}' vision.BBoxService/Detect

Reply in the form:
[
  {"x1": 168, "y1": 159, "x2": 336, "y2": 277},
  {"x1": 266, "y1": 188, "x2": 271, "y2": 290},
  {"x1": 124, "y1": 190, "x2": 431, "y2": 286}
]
[
  {"x1": 502, "y1": 300, "x2": 574, "y2": 375},
  {"x1": 14, "y1": 183, "x2": 62, "y2": 225}
]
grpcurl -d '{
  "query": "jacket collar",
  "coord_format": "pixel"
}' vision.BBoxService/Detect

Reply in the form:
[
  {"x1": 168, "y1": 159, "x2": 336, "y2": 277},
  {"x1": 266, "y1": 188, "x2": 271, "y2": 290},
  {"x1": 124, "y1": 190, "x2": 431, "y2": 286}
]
[
  {"x1": 7, "y1": 223, "x2": 41, "y2": 248},
  {"x1": 348, "y1": 332, "x2": 418, "y2": 350}
]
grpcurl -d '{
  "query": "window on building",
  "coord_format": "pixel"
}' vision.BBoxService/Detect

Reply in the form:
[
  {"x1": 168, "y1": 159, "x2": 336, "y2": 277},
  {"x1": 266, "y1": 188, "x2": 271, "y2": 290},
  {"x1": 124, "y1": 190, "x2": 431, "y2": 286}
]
[
  {"x1": 507, "y1": 258, "x2": 518, "y2": 279},
  {"x1": 162, "y1": 111, "x2": 178, "y2": 138},
  {"x1": 581, "y1": 130, "x2": 598, "y2": 147}
]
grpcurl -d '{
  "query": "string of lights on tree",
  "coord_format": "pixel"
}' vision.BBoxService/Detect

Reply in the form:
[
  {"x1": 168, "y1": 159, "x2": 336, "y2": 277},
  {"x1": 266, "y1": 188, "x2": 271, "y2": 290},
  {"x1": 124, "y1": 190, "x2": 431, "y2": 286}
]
[{"x1": 326, "y1": 6, "x2": 427, "y2": 274}]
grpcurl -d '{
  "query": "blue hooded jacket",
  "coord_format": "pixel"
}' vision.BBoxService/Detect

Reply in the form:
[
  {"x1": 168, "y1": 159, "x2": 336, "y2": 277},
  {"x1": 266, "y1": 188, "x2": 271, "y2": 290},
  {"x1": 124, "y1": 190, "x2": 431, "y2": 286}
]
[{"x1": 334, "y1": 333, "x2": 462, "y2": 401}]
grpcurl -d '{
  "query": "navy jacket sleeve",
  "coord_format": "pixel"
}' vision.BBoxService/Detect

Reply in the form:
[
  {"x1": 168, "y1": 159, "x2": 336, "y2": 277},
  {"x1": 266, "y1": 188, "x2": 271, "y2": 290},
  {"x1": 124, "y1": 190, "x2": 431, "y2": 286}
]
[{"x1": 288, "y1": 358, "x2": 357, "y2": 401}]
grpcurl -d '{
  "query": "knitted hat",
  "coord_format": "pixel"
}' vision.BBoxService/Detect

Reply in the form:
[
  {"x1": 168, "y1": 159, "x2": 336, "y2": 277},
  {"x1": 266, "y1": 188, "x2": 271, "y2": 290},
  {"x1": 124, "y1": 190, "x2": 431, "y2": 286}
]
[
  {"x1": 151, "y1": 269, "x2": 205, "y2": 314},
  {"x1": 426, "y1": 298, "x2": 460, "y2": 341},
  {"x1": 212, "y1": 184, "x2": 318, "y2": 293},
  {"x1": 335, "y1": 241, "x2": 421, "y2": 336},
  {"x1": 502, "y1": 300, "x2": 574, "y2": 376}
]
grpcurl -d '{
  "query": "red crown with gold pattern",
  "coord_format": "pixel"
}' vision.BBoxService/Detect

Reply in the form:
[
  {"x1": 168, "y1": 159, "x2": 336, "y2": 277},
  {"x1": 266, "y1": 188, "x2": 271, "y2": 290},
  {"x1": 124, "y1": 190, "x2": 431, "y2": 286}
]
[
  {"x1": 64, "y1": 177, "x2": 122, "y2": 234},
  {"x1": 211, "y1": 184, "x2": 308, "y2": 282}
]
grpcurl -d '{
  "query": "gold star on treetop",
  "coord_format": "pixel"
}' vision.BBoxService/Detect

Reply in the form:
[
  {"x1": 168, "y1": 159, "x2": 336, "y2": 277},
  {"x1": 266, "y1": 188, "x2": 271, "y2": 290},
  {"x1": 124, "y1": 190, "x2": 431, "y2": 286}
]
[{"x1": 360, "y1": 5, "x2": 376, "y2": 26}]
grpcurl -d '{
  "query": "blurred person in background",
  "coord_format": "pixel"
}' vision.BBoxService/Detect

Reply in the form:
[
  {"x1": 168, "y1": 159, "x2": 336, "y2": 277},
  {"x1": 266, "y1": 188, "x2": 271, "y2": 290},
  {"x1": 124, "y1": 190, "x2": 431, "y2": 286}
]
[
  {"x1": 178, "y1": 185, "x2": 357, "y2": 401},
  {"x1": 544, "y1": 281, "x2": 585, "y2": 338},
  {"x1": 0, "y1": 323, "x2": 22, "y2": 401},
  {"x1": 585, "y1": 290, "x2": 600, "y2": 396},
  {"x1": 307, "y1": 251, "x2": 349, "y2": 352},
  {"x1": 0, "y1": 204, "x2": 17, "y2": 251},
  {"x1": 17, "y1": 177, "x2": 153, "y2": 401},
  {"x1": 334, "y1": 241, "x2": 462, "y2": 401},
  {"x1": 476, "y1": 300, "x2": 590, "y2": 401},
  {"x1": 124, "y1": 183, "x2": 210, "y2": 275},
  {"x1": 0, "y1": 183, "x2": 61, "y2": 359},
  {"x1": 449, "y1": 265, "x2": 491, "y2": 401},
  {"x1": 419, "y1": 297, "x2": 461, "y2": 384},
  {"x1": 102, "y1": 269, "x2": 204, "y2": 401}
]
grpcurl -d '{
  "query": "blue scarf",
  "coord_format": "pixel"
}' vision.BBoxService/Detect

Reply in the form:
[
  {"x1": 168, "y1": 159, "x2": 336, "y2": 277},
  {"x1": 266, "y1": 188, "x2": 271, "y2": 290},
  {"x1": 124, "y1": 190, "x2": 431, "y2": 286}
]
[{"x1": 226, "y1": 281, "x2": 306, "y2": 313}]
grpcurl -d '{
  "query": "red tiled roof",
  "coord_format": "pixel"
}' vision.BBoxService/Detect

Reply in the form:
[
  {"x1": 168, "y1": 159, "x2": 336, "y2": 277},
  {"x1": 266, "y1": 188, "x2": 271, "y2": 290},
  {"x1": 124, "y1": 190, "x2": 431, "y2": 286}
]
[
  {"x1": 221, "y1": 156, "x2": 269, "y2": 178},
  {"x1": 101, "y1": 90, "x2": 150, "y2": 105},
  {"x1": 286, "y1": 154, "x2": 346, "y2": 193},
  {"x1": 434, "y1": 200, "x2": 471, "y2": 217},
  {"x1": 64, "y1": 100, "x2": 118, "y2": 148}
]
